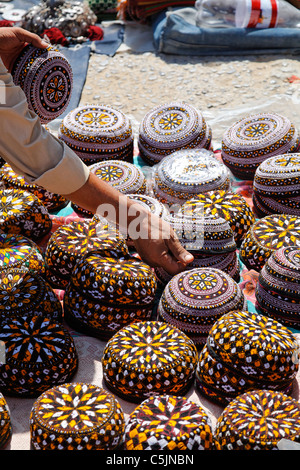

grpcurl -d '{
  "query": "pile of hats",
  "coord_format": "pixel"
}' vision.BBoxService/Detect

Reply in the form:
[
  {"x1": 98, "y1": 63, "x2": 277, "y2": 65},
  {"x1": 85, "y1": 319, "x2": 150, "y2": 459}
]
[
  {"x1": 138, "y1": 102, "x2": 212, "y2": 166},
  {"x1": 0, "y1": 232, "x2": 45, "y2": 277},
  {"x1": 181, "y1": 189, "x2": 255, "y2": 247},
  {"x1": 101, "y1": 320, "x2": 198, "y2": 403},
  {"x1": 0, "y1": 163, "x2": 67, "y2": 212},
  {"x1": 240, "y1": 213, "x2": 300, "y2": 272},
  {"x1": 157, "y1": 267, "x2": 246, "y2": 347},
  {"x1": 71, "y1": 160, "x2": 147, "y2": 217},
  {"x1": 221, "y1": 112, "x2": 300, "y2": 180},
  {"x1": 152, "y1": 149, "x2": 231, "y2": 207},
  {"x1": 11, "y1": 44, "x2": 73, "y2": 124},
  {"x1": 214, "y1": 390, "x2": 300, "y2": 450},
  {"x1": 154, "y1": 210, "x2": 239, "y2": 287},
  {"x1": 0, "y1": 392, "x2": 12, "y2": 450},
  {"x1": 30, "y1": 383, "x2": 125, "y2": 451},
  {"x1": 256, "y1": 246, "x2": 300, "y2": 329},
  {"x1": 63, "y1": 252, "x2": 157, "y2": 340},
  {"x1": 253, "y1": 153, "x2": 300, "y2": 217},
  {"x1": 122, "y1": 394, "x2": 214, "y2": 450},
  {"x1": 195, "y1": 310, "x2": 299, "y2": 406},
  {"x1": 44, "y1": 218, "x2": 129, "y2": 289},
  {"x1": 58, "y1": 105, "x2": 134, "y2": 165},
  {"x1": 0, "y1": 188, "x2": 52, "y2": 242},
  {"x1": 0, "y1": 268, "x2": 78, "y2": 397}
]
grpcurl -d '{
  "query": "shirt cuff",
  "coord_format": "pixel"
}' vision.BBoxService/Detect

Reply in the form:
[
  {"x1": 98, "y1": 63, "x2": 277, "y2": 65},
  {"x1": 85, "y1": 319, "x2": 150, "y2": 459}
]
[{"x1": 30, "y1": 143, "x2": 91, "y2": 195}]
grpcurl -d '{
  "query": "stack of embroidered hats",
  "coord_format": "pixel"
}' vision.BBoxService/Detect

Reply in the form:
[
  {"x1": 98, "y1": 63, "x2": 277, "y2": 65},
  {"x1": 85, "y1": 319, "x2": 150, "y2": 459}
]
[
  {"x1": 11, "y1": 44, "x2": 73, "y2": 124},
  {"x1": 154, "y1": 211, "x2": 239, "y2": 287},
  {"x1": 0, "y1": 232, "x2": 45, "y2": 277},
  {"x1": 122, "y1": 395, "x2": 213, "y2": 450},
  {"x1": 71, "y1": 160, "x2": 147, "y2": 217},
  {"x1": 0, "y1": 163, "x2": 67, "y2": 212},
  {"x1": 0, "y1": 188, "x2": 52, "y2": 242},
  {"x1": 157, "y1": 267, "x2": 246, "y2": 347},
  {"x1": 152, "y1": 149, "x2": 231, "y2": 206},
  {"x1": 0, "y1": 393, "x2": 12, "y2": 449},
  {"x1": 101, "y1": 320, "x2": 198, "y2": 403},
  {"x1": 58, "y1": 105, "x2": 134, "y2": 165},
  {"x1": 30, "y1": 383, "x2": 125, "y2": 450},
  {"x1": 138, "y1": 101, "x2": 212, "y2": 166},
  {"x1": 253, "y1": 154, "x2": 300, "y2": 217},
  {"x1": 214, "y1": 390, "x2": 300, "y2": 450},
  {"x1": 195, "y1": 310, "x2": 299, "y2": 406},
  {"x1": 256, "y1": 246, "x2": 300, "y2": 329},
  {"x1": 221, "y1": 112, "x2": 300, "y2": 180},
  {"x1": 181, "y1": 190, "x2": 256, "y2": 247},
  {"x1": 44, "y1": 218, "x2": 129, "y2": 289},
  {"x1": 63, "y1": 252, "x2": 157, "y2": 340},
  {"x1": 239, "y1": 214, "x2": 300, "y2": 272}
]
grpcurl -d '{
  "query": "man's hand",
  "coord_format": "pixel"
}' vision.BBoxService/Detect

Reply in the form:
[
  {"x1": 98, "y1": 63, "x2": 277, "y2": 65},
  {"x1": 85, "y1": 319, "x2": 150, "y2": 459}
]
[
  {"x1": 131, "y1": 211, "x2": 194, "y2": 276},
  {"x1": 0, "y1": 27, "x2": 48, "y2": 71}
]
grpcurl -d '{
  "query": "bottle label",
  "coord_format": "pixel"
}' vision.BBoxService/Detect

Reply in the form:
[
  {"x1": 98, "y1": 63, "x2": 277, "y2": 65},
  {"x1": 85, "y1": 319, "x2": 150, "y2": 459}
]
[{"x1": 235, "y1": 0, "x2": 279, "y2": 29}]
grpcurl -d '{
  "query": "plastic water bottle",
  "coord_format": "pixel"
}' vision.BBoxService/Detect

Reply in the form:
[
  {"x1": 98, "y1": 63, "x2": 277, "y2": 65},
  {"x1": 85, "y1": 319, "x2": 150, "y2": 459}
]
[{"x1": 195, "y1": 0, "x2": 300, "y2": 29}]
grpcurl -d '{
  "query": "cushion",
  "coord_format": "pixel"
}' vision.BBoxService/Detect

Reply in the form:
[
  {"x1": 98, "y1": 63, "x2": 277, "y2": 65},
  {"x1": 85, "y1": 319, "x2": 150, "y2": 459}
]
[
  {"x1": 239, "y1": 214, "x2": 300, "y2": 272},
  {"x1": 58, "y1": 105, "x2": 134, "y2": 164},
  {"x1": 138, "y1": 101, "x2": 211, "y2": 166},
  {"x1": 123, "y1": 395, "x2": 213, "y2": 450},
  {"x1": 30, "y1": 383, "x2": 125, "y2": 450},
  {"x1": 102, "y1": 320, "x2": 198, "y2": 402},
  {"x1": 11, "y1": 44, "x2": 73, "y2": 124},
  {"x1": 0, "y1": 315, "x2": 78, "y2": 397},
  {"x1": 214, "y1": 390, "x2": 300, "y2": 450}
]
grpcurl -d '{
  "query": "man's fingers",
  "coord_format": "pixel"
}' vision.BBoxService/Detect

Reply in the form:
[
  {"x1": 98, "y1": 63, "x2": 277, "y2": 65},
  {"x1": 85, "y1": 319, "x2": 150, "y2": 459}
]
[
  {"x1": 14, "y1": 28, "x2": 49, "y2": 49},
  {"x1": 166, "y1": 232, "x2": 194, "y2": 266}
]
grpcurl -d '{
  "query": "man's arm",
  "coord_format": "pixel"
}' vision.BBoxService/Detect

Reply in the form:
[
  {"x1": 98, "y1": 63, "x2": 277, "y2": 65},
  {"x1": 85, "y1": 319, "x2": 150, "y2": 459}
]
[{"x1": 0, "y1": 27, "x2": 194, "y2": 275}]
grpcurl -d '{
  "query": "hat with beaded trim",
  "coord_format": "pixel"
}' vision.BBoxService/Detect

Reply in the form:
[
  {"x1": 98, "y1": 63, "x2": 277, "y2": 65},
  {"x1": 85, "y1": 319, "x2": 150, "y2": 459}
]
[
  {"x1": 221, "y1": 112, "x2": 300, "y2": 180},
  {"x1": 0, "y1": 268, "x2": 63, "y2": 324},
  {"x1": 152, "y1": 149, "x2": 231, "y2": 206},
  {"x1": 155, "y1": 250, "x2": 240, "y2": 288},
  {"x1": 58, "y1": 104, "x2": 134, "y2": 165},
  {"x1": 253, "y1": 192, "x2": 300, "y2": 217},
  {"x1": 0, "y1": 392, "x2": 12, "y2": 450},
  {"x1": 44, "y1": 218, "x2": 128, "y2": 289},
  {"x1": 127, "y1": 194, "x2": 169, "y2": 219},
  {"x1": 102, "y1": 320, "x2": 198, "y2": 403},
  {"x1": 214, "y1": 390, "x2": 300, "y2": 450},
  {"x1": 181, "y1": 190, "x2": 255, "y2": 247},
  {"x1": 122, "y1": 394, "x2": 213, "y2": 450},
  {"x1": 63, "y1": 252, "x2": 157, "y2": 340},
  {"x1": 0, "y1": 314, "x2": 78, "y2": 397},
  {"x1": 240, "y1": 214, "x2": 300, "y2": 272},
  {"x1": 30, "y1": 383, "x2": 125, "y2": 450},
  {"x1": 0, "y1": 188, "x2": 52, "y2": 242},
  {"x1": 157, "y1": 267, "x2": 245, "y2": 347},
  {"x1": 195, "y1": 310, "x2": 299, "y2": 406},
  {"x1": 138, "y1": 101, "x2": 212, "y2": 166},
  {"x1": 0, "y1": 163, "x2": 67, "y2": 212},
  {"x1": 11, "y1": 44, "x2": 73, "y2": 124},
  {"x1": 256, "y1": 246, "x2": 300, "y2": 329},
  {"x1": 71, "y1": 160, "x2": 147, "y2": 217},
  {"x1": 0, "y1": 232, "x2": 45, "y2": 276}
]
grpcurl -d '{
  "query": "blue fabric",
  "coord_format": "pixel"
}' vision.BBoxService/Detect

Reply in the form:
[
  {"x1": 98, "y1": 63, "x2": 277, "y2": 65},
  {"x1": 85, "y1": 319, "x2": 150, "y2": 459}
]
[
  {"x1": 92, "y1": 23, "x2": 125, "y2": 56},
  {"x1": 152, "y1": 8, "x2": 300, "y2": 56}
]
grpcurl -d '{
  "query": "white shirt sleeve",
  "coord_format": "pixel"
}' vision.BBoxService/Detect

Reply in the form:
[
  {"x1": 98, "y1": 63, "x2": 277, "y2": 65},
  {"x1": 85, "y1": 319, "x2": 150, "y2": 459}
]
[{"x1": 0, "y1": 57, "x2": 90, "y2": 195}]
